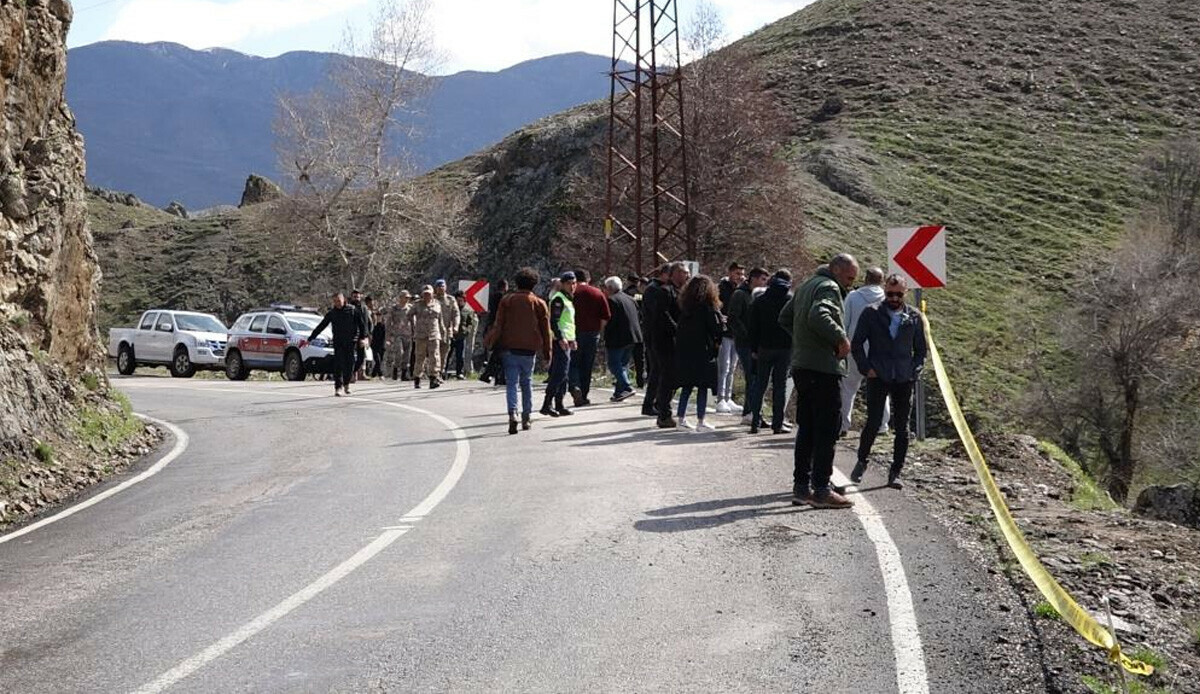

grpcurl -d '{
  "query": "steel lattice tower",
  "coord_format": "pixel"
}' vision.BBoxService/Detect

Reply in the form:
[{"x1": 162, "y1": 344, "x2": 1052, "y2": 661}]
[{"x1": 605, "y1": 0, "x2": 693, "y2": 276}]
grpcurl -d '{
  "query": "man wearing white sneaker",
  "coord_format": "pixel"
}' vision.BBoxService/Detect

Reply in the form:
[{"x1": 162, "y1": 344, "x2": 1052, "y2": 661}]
[
  {"x1": 840, "y1": 267, "x2": 888, "y2": 437},
  {"x1": 716, "y1": 262, "x2": 745, "y2": 414}
]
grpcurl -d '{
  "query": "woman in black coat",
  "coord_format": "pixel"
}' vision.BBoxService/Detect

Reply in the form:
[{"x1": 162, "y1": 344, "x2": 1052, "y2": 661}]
[{"x1": 673, "y1": 275, "x2": 725, "y2": 432}]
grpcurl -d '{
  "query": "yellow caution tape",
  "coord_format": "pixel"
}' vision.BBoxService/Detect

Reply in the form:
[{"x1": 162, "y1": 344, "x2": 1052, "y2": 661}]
[{"x1": 922, "y1": 318, "x2": 1154, "y2": 676}]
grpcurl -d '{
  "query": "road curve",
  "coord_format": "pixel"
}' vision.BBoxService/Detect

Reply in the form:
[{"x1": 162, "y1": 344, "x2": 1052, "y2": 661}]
[{"x1": 0, "y1": 378, "x2": 1045, "y2": 692}]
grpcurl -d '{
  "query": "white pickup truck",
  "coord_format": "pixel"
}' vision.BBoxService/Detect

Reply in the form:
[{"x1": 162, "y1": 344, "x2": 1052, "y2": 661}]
[{"x1": 108, "y1": 310, "x2": 229, "y2": 378}]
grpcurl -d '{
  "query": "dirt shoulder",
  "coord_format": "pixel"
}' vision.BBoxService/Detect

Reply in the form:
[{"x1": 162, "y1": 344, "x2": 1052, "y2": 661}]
[{"x1": 878, "y1": 433, "x2": 1200, "y2": 693}]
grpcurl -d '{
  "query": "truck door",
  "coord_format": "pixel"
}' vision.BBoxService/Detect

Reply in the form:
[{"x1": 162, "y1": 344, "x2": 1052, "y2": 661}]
[
  {"x1": 263, "y1": 316, "x2": 290, "y2": 368},
  {"x1": 151, "y1": 313, "x2": 177, "y2": 362}
]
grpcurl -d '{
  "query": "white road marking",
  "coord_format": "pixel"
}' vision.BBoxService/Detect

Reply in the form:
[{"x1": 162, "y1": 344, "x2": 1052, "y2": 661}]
[
  {"x1": 831, "y1": 469, "x2": 930, "y2": 694},
  {"x1": 0, "y1": 415, "x2": 188, "y2": 546},
  {"x1": 129, "y1": 383, "x2": 471, "y2": 693}
]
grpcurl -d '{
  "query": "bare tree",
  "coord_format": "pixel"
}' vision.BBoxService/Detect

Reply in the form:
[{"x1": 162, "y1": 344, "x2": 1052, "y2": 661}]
[
  {"x1": 681, "y1": 5, "x2": 807, "y2": 270},
  {"x1": 275, "y1": 0, "x2": 441, "y2": 289},
  {"x1": 1034, "y1": 143, "x2": 1200, "y2": 501}
]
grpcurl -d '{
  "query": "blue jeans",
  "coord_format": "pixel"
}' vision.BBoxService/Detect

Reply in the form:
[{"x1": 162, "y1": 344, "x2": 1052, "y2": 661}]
[
  {"x1": 568, "y1": 332, "x2": 601, "y2": 399},
  {"x1": 676, "y1": 386, "x2": 709, "y2": 419},
  {"x1": 747, "y1": 348, "x2": 790, "y2": 430},
  {"x1": 502, "y1": 352, "x2": 535, "y2": 415},
  {"x1": 546, "y1": 342, "x2": 572, "y2": 400},
  {"x1": 607, "y1": 345, "x2": 633, "y2": 396}
]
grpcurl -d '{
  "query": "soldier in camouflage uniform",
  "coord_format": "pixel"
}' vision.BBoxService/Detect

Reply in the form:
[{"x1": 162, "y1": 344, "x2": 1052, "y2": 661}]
[
  {"x1": 411, "y1": 285, "x2": 445, "y2": 388},
  {"x1": 451, "y1": 293, "x2": 479, "y2": 379},
  {"x1": 383, "y1": 291, "x2": 414, "y2": 381},
  {"x1": 433, "y1": 279, "x2": 460, "y2": 380}
]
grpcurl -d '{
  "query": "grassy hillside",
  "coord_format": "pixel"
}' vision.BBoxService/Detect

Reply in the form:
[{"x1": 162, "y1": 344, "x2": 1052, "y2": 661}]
[{"x1": 92, "y1": 0, "x2": 1200, "y2": 432}]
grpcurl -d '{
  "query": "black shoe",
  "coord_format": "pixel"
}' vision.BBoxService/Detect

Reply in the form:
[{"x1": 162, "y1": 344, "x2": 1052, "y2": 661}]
[
  {"x1": 749, "y1": 423, "x2": 760, "y2": 434},
  {"x1": 555, "y1": 405, "x2": 574, "y2": 416},
  {"x1": 541, "y1": 395, "x2": 558, "y2": 417},
  {"x1": 656, "y1": 416, "x2": 677, "y2": 429},
  {"x1": 614, "y1": 390, "x2": 635, "y2": 402},
  {"x1": 430, "y1": 379, "x2": 442, "y2": 389},
  {"x1": 414, "y1": 378, "x2": 421, "y2": 388},
  {"x1": 521, "y1": 413, "x2": 531, "y2": 431},
  {"x1": 641, "y1": 406, "x2": 658, "y2": 417},
  {"x1": 850, "y1": 460, "x2": 867, "y2": 484},
  {"x1": 888, "y1": 471, "x2": 903, "y2": 489},
  {"x1": 508, "y1": 418, "x2": 519, "y2": 435},
  {"x1": 343, "y1": 386, "x2": 352, "y2": 395},
  {"x1": 578, "y1": 398, "x2": 592, "y2": 407}
]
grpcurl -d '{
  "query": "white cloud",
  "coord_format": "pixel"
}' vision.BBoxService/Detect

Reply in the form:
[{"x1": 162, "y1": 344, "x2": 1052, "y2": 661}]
[
  {"x1": 429, "y1": 0, "x2": 813, "y2": 73},
  {"x1": 101, "y1": 0, "x2": 370, "y2": 49}
]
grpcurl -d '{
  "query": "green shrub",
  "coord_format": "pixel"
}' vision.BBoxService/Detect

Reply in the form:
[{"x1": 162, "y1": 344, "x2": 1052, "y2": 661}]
[
  {"x1": 1033, "y1": 601, "x2": 1061, "y2": 620},
  {"x1": 34, "y1": 441, "x2": 54, "y2": 464},
  {"x1": 81, "y1": 372, "x2": 101, "y2": 392},
  {"x1": 1038, "y1": 441, "x2": 1120, "y2": 511}
]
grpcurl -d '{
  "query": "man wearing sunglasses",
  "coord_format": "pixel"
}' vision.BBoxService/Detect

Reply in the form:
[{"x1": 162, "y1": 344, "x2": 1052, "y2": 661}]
[{"x1": 849, "y1": 275, "x2": 928, "y2": 489}]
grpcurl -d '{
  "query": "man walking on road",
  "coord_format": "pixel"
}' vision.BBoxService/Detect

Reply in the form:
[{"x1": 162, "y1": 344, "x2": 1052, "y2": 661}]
[
  {"x1": 483, "y1": 268, "x2": 552, "y2": 435},
  {"x1": 841, "y1": 267, "x2": 889, "y2": 437},
  {"x1": 384, "y1": 291, "x2": 413, "y2": 381},
  {"x1": 850, "y1": 275, "x2": 928, "y2": 489},
  {"x1": 411, "y1": 285, "x2": 445, "y2": 389},
  {"x1": 451, "y1": 292, "x2": 477, "y2": 380},
  {"x1": 434, "y1": 279, "x2": 460, "y2": 381},
  {"x1": 746, "y1": 269, "x2": 794, "y2": 434},
  {"x1": 603, "y1": 276, "x2": 642, "y2": 402},
  {"x1": 727, "y1": 267, "x2": 770, "y2": 420},
  {"x1": 716, "y1": 262, "x2": 745, "y2": 414},
  {"x1": 568, "y1": 269, "x2": 611, "y2": 407},
  {"x1": 348, "y1": 289, "x2": 370, "y2": 382},
  {"x1": 780, "y1": 254, "x2": 859, "y2": 509},
  {"x1": 541, "y1": 271, "x2": 578, "y2": 417},
  {"x1": 651, "y1": 262, "x2": 689, "y2": 429},
  {"x1": 309, "y1": 292, "x2": 367, "y2": 397}
]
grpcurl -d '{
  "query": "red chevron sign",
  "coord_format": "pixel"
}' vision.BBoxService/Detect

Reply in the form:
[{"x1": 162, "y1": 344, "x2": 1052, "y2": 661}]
[
  {"x1": 887, "y1": 226, "x2": 947, "y2": 288},
  {"x1": 458, "y1": 280, "x2": 489, "y2": 313}
]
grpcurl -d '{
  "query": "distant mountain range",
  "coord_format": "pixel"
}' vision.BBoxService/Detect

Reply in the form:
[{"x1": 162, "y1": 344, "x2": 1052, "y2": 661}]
[{"x1": 66, "y1": 42, "x2": 615, "y2": 208}]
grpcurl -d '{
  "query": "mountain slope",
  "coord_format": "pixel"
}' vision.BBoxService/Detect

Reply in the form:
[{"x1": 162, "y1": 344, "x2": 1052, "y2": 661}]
[
  {"x1": 66, "y1": 42, "x2": 614, "y2": 208},
  {"x1": 91, "y1": 0, "x2": 1200, "y2": 428}
]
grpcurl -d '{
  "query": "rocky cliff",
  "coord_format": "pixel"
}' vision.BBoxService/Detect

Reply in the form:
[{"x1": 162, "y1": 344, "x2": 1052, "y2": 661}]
[{"x1": 1, "y1": 0, "x2": 114, "y2": 510}]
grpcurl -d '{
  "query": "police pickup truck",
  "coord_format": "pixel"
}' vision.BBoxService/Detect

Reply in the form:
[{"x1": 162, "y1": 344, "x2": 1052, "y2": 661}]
[{"x1": 108, "y1": 310, "x2": 229, "y2": 377}]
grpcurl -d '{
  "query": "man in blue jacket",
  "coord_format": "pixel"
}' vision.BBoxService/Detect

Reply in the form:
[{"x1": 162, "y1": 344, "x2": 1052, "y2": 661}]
[{"x1": 849, "y1": 274, "x2": 928, "y2": 489}]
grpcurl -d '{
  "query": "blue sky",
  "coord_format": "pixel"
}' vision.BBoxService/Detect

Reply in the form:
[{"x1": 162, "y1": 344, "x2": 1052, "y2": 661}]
[{"x1": 68, "y1": 0, "x2": 814, "y2": 74}]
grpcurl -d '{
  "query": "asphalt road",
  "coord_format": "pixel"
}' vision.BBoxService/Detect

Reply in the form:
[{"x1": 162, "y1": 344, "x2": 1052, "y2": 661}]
[{"x1": 0, "y1": 377, "x2": 1051, "y2": 692}]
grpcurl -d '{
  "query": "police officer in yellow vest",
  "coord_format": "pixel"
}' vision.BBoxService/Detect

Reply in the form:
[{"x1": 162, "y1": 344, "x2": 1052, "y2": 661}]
[{"x1": 541, "y1": 271, "x2": 578, "y2": 417}]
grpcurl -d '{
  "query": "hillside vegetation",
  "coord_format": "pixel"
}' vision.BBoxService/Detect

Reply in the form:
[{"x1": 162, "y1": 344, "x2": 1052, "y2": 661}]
[{"x1": 94, "y1": 0, "x2": 1200, "y2": 440}]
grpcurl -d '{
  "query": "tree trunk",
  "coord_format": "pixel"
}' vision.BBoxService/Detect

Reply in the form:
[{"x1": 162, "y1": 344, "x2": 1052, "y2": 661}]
[{"x1": 1107, "y1": 377, "x2": 1140, "y2": 502}]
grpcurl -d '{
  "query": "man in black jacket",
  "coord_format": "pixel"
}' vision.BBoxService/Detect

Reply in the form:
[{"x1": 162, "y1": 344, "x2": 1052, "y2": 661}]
[
  {"x1": 309, "y1": 292, "x2": 368, "y2": 397},
  {"x1": 649, "y1": 262, "x2": 689, "y2": 428},
  {"x1": 604, "y1": 276, "x2": 643, "y2": 402},
  {"x1": 348, "y1": 289, "x2": 371, "y2": 382},
  {"x1": 746, "y1": 270, "x2": 794, "y2": 434},
  {"x1": 639, "y1": 264, "x2": 671, "y2": 417},
  {"x1": 849, "y1": 274, "x2": 928, "y2": 488}
]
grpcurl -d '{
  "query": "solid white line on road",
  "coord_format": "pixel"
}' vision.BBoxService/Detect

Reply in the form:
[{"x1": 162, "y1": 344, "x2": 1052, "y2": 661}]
[
  {"x1": 0, "y1": 415, "x2": 188, "y2": 546},
  {"x1": 130, "y1": 384, "x2": 472, "y2": 693},
  {"x1": 832, "y1": 469, "x2": 930, "y2": 694},
  {"x1": 132, "y1": 527, "x2": 410, "y2": 694}
]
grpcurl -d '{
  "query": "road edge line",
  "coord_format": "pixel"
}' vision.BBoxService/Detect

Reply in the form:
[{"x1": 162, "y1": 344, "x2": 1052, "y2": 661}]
[
  {"x1": 832, "y1": 468, "x2": 931, "y2": 694},
  {"x1": 131, "y1": 389, "x2": 471, "y2": 693},
  {"x1": 0, "y1": 414, "x2": 189, "y2": 546}
]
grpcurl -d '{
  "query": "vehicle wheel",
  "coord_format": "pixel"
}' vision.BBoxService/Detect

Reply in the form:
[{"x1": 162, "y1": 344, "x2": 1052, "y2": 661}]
[
  {"x1": 225, "y1": 350, "x2": 250, "y2": 381},
  {"x1": 117, "y1": 344, "x2": 137, "y2": 375},
  {"x1": 284, "y1": 350, "x2": 306, "y2": 381},
  {"x1": 170, "y1": 346, "x2": 197, "y2": 378}
]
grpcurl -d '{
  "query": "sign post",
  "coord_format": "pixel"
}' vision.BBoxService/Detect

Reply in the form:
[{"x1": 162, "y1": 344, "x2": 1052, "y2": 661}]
[{"x1": 888, "y1": 226, "x2": 947, "y2": 441}]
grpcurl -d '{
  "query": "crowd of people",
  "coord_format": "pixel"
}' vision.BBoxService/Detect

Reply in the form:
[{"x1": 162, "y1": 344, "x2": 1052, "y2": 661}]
[{"x1": 311, "y1": 254, "x2": 928, "y2": 510}]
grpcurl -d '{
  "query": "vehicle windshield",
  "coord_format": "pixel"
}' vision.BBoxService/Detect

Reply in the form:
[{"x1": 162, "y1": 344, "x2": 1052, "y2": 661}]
[
  {"x1": 286, "y1": 314, "x2": 330, "y2": 339},
  {"x1": 174, "y1": 314, "x2": 227, "y2": 333}
]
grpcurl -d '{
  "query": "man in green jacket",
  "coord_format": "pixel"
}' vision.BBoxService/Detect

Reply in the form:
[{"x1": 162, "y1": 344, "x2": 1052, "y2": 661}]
[{"x1": 779, "y1": 253, "x2": 860, "y2": 509}]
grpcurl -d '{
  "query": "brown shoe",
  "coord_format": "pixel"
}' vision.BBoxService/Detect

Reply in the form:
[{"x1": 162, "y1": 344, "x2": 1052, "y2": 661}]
[
  {"x1": 656, "y1": 416, "x2": 678, "y2": 429},
  {"x1": 791, "y1": 491, "x2": 813, "y2": 506},
  {"x1": 809, "y1": 490, "x2": 854, "y2": 509}
]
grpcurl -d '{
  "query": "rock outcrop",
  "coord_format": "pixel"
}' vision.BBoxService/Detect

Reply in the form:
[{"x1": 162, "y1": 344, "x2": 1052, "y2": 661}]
[
  {"x1": 239, "y1": 173, "x2": 282, "y2": 207},
  {"x1": 163, "y1": 200, "x2": 188, "y2": 218},
  {"x1": 1134, "y1": 484, "x2": 1200, "y2": 530},
  {"x1": 1, "y1": 0, "x2": 102, "y2": 461}
]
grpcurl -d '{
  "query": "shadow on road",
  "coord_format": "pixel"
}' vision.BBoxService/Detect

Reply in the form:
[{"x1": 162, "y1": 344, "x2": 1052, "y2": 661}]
[{"x1": 634, "y1": 492, "x2": 817, "y2": 533}]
